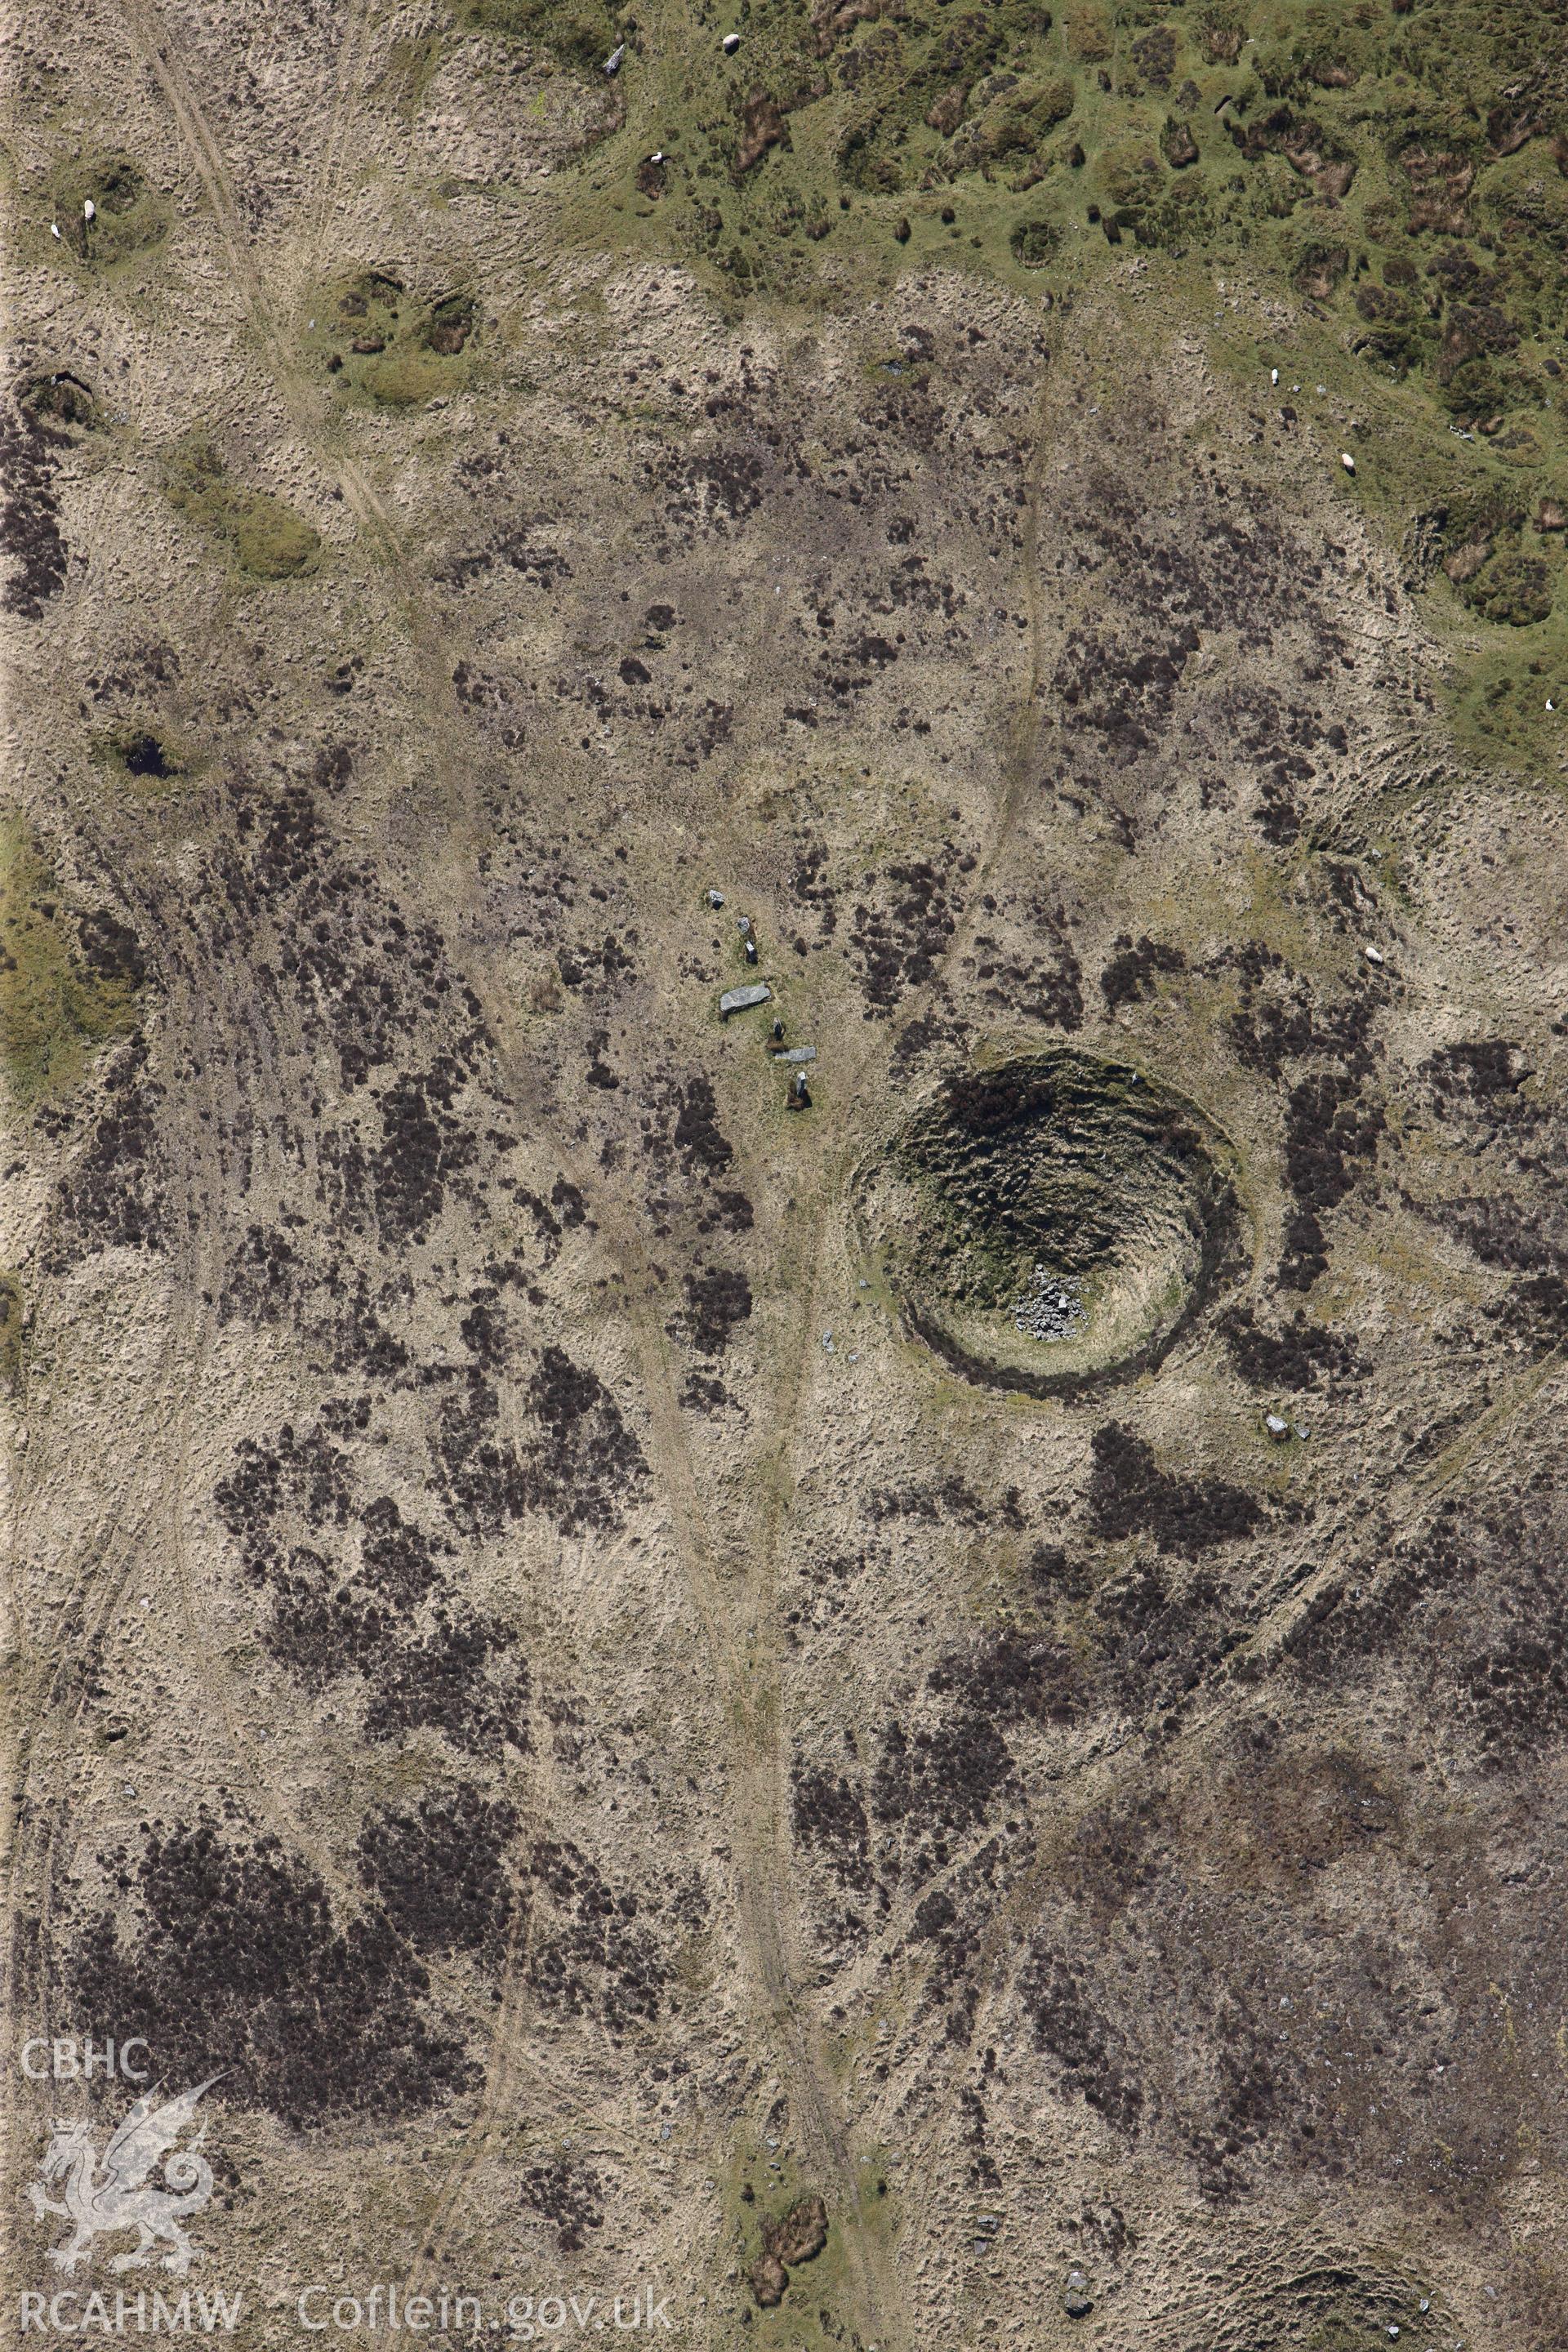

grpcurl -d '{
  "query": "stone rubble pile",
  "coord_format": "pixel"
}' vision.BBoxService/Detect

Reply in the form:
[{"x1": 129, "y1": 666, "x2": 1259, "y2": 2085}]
[{"x1": 1013, "y1": 1263, "x2": 1086, "y2": 1343}]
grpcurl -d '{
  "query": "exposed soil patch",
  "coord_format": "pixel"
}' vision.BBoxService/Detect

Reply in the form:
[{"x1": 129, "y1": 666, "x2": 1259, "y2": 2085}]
[{"x1": 747, "y1": 2195, "x2": 828, "y2": 2306}]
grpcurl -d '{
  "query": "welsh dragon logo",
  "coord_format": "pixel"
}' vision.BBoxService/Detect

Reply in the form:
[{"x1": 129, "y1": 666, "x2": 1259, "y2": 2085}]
[{"x1": 27, "y1": 2077, "x2": 222, "y2": 2278}]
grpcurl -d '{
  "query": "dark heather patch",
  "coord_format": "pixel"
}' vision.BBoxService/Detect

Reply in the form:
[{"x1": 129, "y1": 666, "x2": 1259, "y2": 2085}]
[
  {"x1": 1213, "y1": 956, "x2": 1385, "y2": 1291},
  {"x1": 1051, "y1": 618, "x2": 1201, "y2": 760},
  {"x1": 1420, "y1": 1038, "x2": 1535, "y2": 1127},
  {"x1": 927, "y1": 1628, "x2": 1080, "y2": 1729},
  {"x1": 1087, "y1": 1559, "x2": 1240, "y2": 1712},
  {"x1": 1028, "y1": 1543, "x2": 1096, "y2": 1603},
  {"x1": 672, "y1": 1076, "x2": 733, "y2": 1174},
  {"x1": 519, "y1": 2157, "x2": 606, "y2": 2253},
  {"x1": 646, "y1": 443, "x2": 767, "y2": 538},
  {"x1": 0, "y1": 397, "x2": 69, "y2": 617},
  {"x1": 871, "y1": 1712, "x2": 1018, "y2": 1883},
  {"x1": 523, "y1": 1841, "x2": 675, "y2": 2032},
  {"x1": 372, "y1": 1071, "x2": 479, "y2": 1245},
  {"x1": 1459, "y1": 1618, "x2": 1568, "y2": 1765},
  {"x1": 643, "y1": 1075, "x2": 753, "y2": 1238},
  {"x1": 1410, "y1": 1037, "x2": 1566, "y2": 1285},
  {"x1": 221, "y1": 775, "x2": 495, "y2": 1102},
  {"x1": 1220, "y1": 951, "x2": 1376, "y2": 1083},
  {"x1": 891, "y1": 1009, "x2": 967, "y2": 1072},
  {"x1": 76, "y1": 908, "x2": 149, "y2": 992},
  {"x1": 991, "y1": 1722, "x2": 1568, "y2": 2214},
  {"x1": 868, "y1": 1476, "x2": 1026, "y2": 1530},
  {"x1": 1217, "y1": 1303, "x2": 1363, "y2": 1392},
  {"x1": 681, "y1": 1264, "x2": 753, "y2": 1354},
  {"x1": 979, "y1": 909, "x2": 1084, "y2": 1031},
  {"x1": 214, "y1": 1437, "x2": 528, "y2": 1754},
  {"x1": 1099, "y1": 933, "x2": 1186, "y2": 1011},
  {"x1": 791, "y1": 1765, "x2": 871, "y2": 1888},
  {"x1": 432, "y1": 1346, "x2": 647, "y2": 1540},
  {"x1": 849, "y1": 857, "x2": 964, "y2": 1014},
  {"x1": 959, "y1": 2086, "x2": 1001, "y2": 2189},
  {"x1": 523, "y1": 1346, "x2": 648, "y2": 1533},
  {"x1": 215, "y1": 1423, "x2": 354, "y2": 1576},
  {"x1": 356, "y1": 1784, "x2": 519, "y2": 1962},
  {"x1": 551, "y1": 1174, "x2": 589, "y2": 1227},
  {"x1": 1088, "y1": 1423, "x2": 1265, "y2": 1557},
  {"x1": 362, "y1": 1606, "x2": 527, "y2": 1753},
  {"x1": 929, "y1": 1551, "x2": 1241, "y2": 1735},
  {"x1": 218, "y1": 1223, "x2": 303, "y2": 1325},
  {"x1": 789, "y1": 835, "x2": 838, "y2": 945},
  {"x1": 1284, "y1": 1474, "x2": 1568, "y2": 1769},
  {"x1": 1130, "y1": 23, "x2": 1175, "y2": 87},
  {"x1": 61, "y1": 1815, "x2": 476, "y2": 2127},
  {"x1": 41, "y1": 1036, "x2": 167, "y2": 1272},
  {"x1": 1492, "y1": 1271, "x2": 1568, "y2": 1349},
  {"x1": 459, "y1": 1294, "x2": 510, "y2": 1369},
  {"x1": 1418, "y1": 1192, "x2": 1565, "y2": 1281},
  {"x1": 1279, "y1": 1070, "x2": 1385, "y2": 1290},
  {"x1": 904, "y1": 1851, "x2": 1014, "y2": 2021},
  {"x1": 1016, "y1": 1940, "x2": 1145, "y2": 2137},
  {"x1": 434, "y1": 1376, "x2": 529, "y2": 1537}
]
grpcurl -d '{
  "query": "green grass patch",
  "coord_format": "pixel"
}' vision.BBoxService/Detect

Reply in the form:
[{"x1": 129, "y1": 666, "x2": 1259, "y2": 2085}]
[
  {"x1": 528, "y1": 0, "x2": 1568, "y2": 354},
  {"x1": 0, "y1": 818, "x2": 142, "y2": 1108},
  {"x1": 291, "y1": 0, "x2": 1568, "y2": 785},
  {"x1": 1447, "y1": 635, "x2": 1568, "y2": 773},
  {"x1": 20, "y1": 372, "x2": 103, "y2": 437},
  {"x1": 46, "y1": 153, "x2": 168, "y2": 270},
  {"x1": 162, "y1": 441, "x2": 321, "y2": 581},
  {"x1": 372, "y1": 31, "x2": 444, "y2": 113},
  {"x1": 305, "y1": 272, "x2": 481, "y2": 408},
  {"x1": 712, "y1": 2132, "x2": 900, "y2": 2352}
]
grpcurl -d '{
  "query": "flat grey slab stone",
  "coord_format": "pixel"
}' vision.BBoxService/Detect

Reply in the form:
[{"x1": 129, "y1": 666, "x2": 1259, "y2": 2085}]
[
  {"x1": 771, "y1": 1045, "x2": 817, "y2": 1063},
  {"x1": 719, "y1": 982, "x2": 772, "y2": 1016}
]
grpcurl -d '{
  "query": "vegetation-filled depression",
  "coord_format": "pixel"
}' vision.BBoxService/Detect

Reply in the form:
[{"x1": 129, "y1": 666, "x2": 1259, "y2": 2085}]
[{"x1": 862, "y1": 1051, "x2": 1241, "y2": 1396}]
